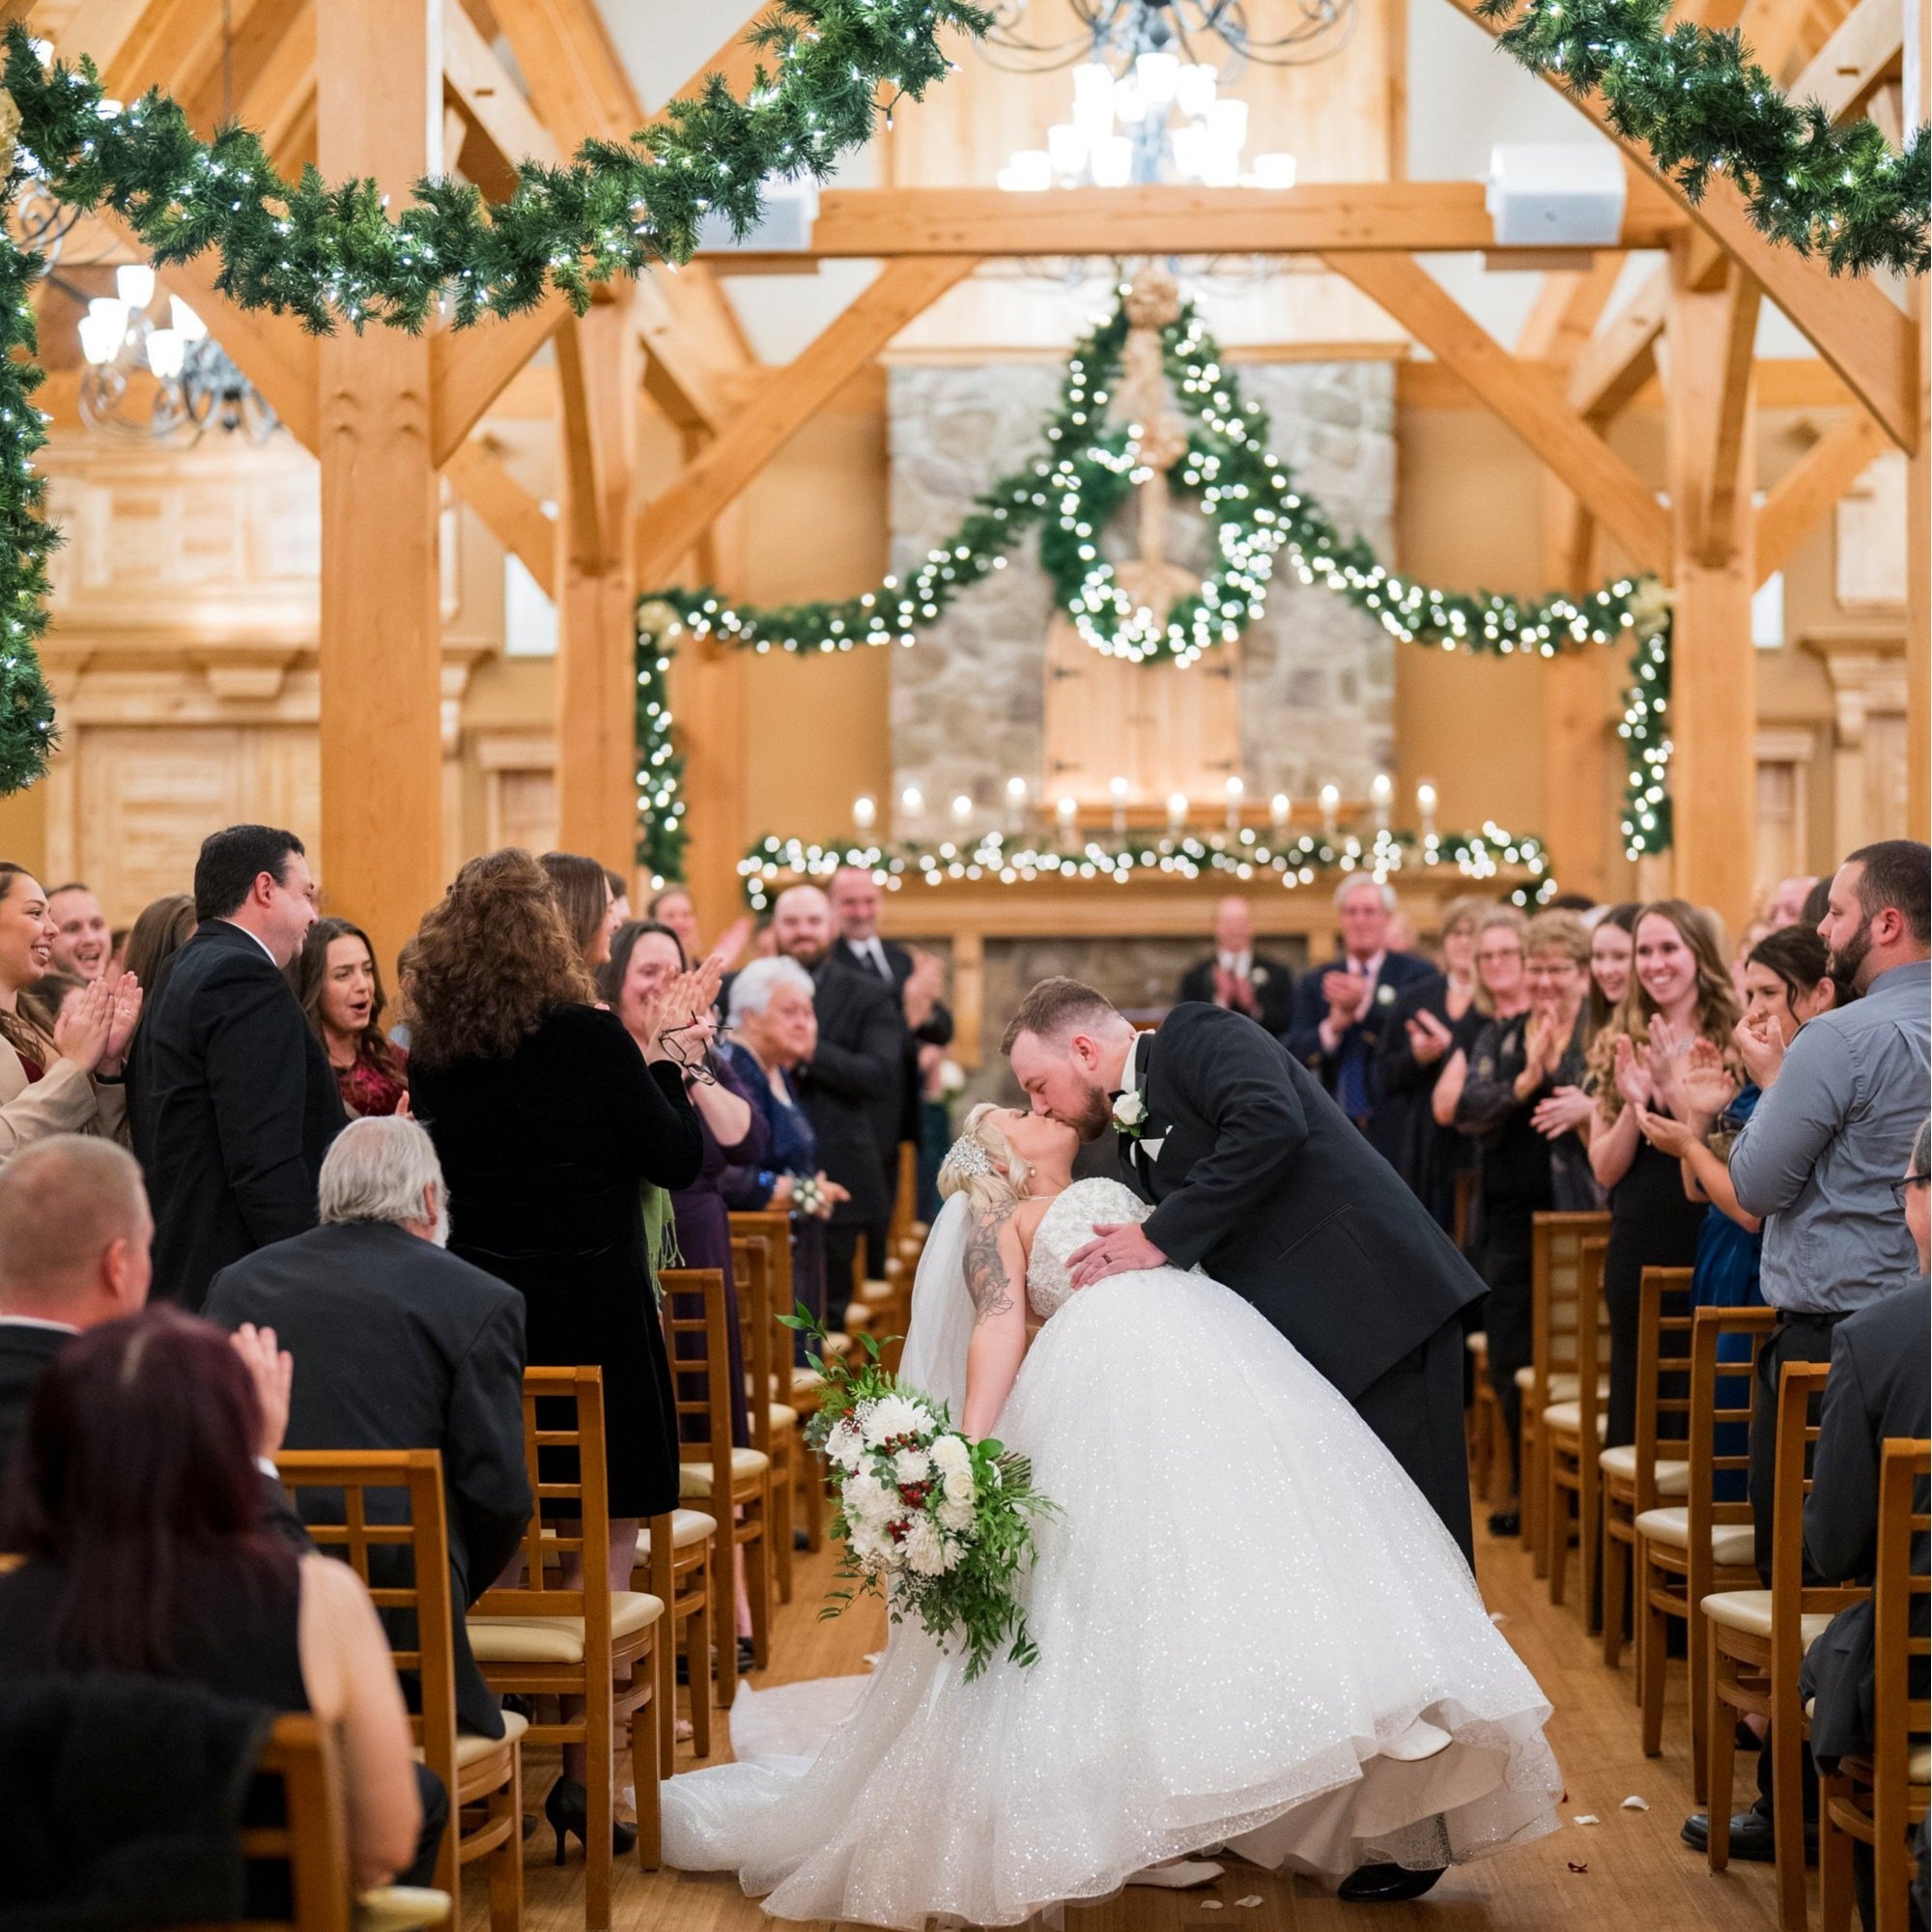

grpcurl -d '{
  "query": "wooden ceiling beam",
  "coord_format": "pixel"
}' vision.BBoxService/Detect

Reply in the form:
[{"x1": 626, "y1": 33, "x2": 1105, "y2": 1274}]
[
  {"x1": 1735, "y1": 0, "x2": 1819, "y2": 79},
  {"x1": 234, "y1": 0, "x2": 314, "y2": 168},
  {"x1": 1786, "y1": 0, "x2": 1903, "y2": 120},
  {"x1": 1694, "y1": 267, "x2": 1765, "y2": 561},
  {"x1": 443, "y1": 434, "x2": 555, "y2": 595},
  {"x1": 1442, "y1": 0, "x2": 1918, "y2": 453},
  {"x1": 431, "y1": 290, "x2": 567, "y2": 466},
  {"x1": 636, "y1": 256, "x2": 978, "y2": 588},
  {"x1": 177, "y1": 0, "x2": 305, "y2": 136},
  {"x1": 1515, "y1": 251, "x2": 1626, "y2": 363},
  {"x1": 48, "y1": 0, "x2": 156, "y2": 69},
  {"x1": 1328, "y1": 248, "x2": 1672, "y2": 572},
  {"x1": 1753, "y1": 410, "x2": 1891, "y2": 577},
  {"x1": 442, "y1": 0, "x2": 558, "y2": 201}
]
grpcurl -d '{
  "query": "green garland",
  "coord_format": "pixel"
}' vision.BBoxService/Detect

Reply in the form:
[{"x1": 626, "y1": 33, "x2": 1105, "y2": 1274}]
[
  {"x1": 1479, "y1": 0, "x2": 1928, "y2": 276},
  {"x1": 635, "y1": 642, "x2": 685, "y2": 884},
  {"x1": 639, "y1": 290, "x2": 1678, "y2": 864},
  {"x1": 738, "y1": 824, "x2": 1558, "y2": 910},
  {"x1": 0, "y1": 1, "x2": 988, "y2": 794}
]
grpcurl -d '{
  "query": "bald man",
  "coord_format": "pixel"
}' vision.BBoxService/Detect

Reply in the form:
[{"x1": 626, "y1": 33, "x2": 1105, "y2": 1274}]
[
  {"x1": 772, "y1": 884, "x2": 901, "y2": 1326},
  {"x1": 1176, "y1": 895, "x2": 1297, "y2": 1035}
]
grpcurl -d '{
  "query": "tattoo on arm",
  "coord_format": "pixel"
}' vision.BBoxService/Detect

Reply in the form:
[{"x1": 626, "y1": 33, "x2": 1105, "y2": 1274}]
[{"x1": 963, "y1": 1203, "x2": 1018, "y2": 1325}]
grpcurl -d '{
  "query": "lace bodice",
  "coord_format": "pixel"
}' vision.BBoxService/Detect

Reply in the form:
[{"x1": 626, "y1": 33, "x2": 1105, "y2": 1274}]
[{"x1": 1025, "y1": 1177, "x2": 1151, "y2": 1321}]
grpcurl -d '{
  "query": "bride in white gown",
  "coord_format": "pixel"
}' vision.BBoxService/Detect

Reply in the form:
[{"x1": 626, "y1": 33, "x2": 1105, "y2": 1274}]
[{"x1": 662, "y1": 1103, "x2": 1562, "y2": 1927}]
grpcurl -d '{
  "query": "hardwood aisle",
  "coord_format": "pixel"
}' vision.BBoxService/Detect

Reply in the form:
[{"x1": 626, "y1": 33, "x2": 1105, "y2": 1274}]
[{"x1": 506, "y1": 1511, "x2": 1784, "y2": 1932}]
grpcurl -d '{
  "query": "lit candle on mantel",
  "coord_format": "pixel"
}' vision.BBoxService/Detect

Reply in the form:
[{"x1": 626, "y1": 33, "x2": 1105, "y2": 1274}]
[
  {"x1": 1371, "y1": 771, "x2": 1393, "y2": 832},
  {"x1": 1320, "y1": 783, "x2": 1340, "y2": 838},
  {"x1": 899, "y1": 784, "x2": 924, "y2": 838},
  {"x1": 1109, "y1": 775, "x2": 1130, "y2": 837},
  {"x1": 1167, "y1": 790, "x2": 1189, "y2": 832},
  {"x1": 1269, "y1": 791, "x2": 1292, "y2": 831},
  {"x1": 1416, "y1": 780, "x2": 1438, "y2": 840},
  {"x1": 951, "y1": 792, "x2": 973, "y2": 833},
  {"x1": 1005, "y1": 775, "x2": 1028, "y2": 834},
  {"x1": 1056, "y1": 794, "x2": 1078, "y2": 837},
  {"x1": 1224, "y1": 773, "x2": 1244, "y2": 835},
  {"x1": 853, "y1": 793, "x2": 877, "y2": 837}
]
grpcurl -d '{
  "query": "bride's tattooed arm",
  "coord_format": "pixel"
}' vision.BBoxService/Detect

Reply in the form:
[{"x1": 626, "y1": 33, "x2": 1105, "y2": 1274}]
[
  {"x1": 961, "y1": 1203, "x2": 1031, "y2": 1439},
  {"x1": 964, "y1": 1202, "x2": 1018, "y2": 1323}
]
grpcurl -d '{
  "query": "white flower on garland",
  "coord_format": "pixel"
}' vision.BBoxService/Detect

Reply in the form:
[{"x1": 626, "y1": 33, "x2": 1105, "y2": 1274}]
[{"x1": 862, "y1": 1393, "x2": 927, "y2": 1448}]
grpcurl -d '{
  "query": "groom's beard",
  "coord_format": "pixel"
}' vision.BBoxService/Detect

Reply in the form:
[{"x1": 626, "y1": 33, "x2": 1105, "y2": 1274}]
[{"x1": 1055, "y1": 1080, "x2": 1114, "y2": 1144}]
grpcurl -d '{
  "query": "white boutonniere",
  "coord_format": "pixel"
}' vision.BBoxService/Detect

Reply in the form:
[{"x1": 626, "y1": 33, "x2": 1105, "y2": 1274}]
[
  {"x1": 1112, "y1": 1090, "x2": 1148, "y2": 1138},
  {"x1": 1375, "y1": 982, "x2": 1397, "y2": 1007},
  {"x1": 1252, "y1": 966, "x2": 1269, "y2": 987}
]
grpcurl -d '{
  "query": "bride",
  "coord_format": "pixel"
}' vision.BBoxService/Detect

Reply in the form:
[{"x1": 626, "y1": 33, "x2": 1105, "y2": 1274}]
[{"x1": 662, "y1": 1102, "x2": 1562, "y2": 1926}]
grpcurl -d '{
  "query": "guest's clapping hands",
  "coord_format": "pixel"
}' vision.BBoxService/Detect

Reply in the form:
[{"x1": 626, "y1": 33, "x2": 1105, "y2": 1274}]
[
  {"x1": 99, "y1": 973, "x2": 142, "y2": 1076},
  {"x1": 231, "y1": 1321, "x2": 294, "y2": 1460},
  {"x1": 1676, "y1": 1037, "x2": 1740, "y2": 1126},
  {"x1": 1611, "y1": 1034, "x2": 1654, "y2": 1112},
  {"x1": 810, "y1": 1173, "x2": 848, "y2": 1221},
  {"x1": 1531, "y1": 1086, "x2": 1596, "y2": 1139},
  {"x1": 1632, "y1": 1104, "x2": 1697, "y2": 1159},
  {"x1": 1406, "y1": 1008, "x2": 1454, "y2": 1066},
  {"x1": 1734, "y1": 1009, "x2": 1786, "y2": 1090},
  {"x1": 1322, "y1": 970, "x2": 1370, "y2": 1027},
  {"x1": 1067, "y1": 1221, "x2": 1168, "y2": 1289},
  {"x1": 52, "y1": 976, "x2": 115, "y2": 1074}
]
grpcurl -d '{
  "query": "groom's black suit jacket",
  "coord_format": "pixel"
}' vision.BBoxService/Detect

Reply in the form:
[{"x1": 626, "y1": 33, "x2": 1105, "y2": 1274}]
[{"x1": 1120, "y1": 1001, "x2": 1486, "y2": 1403}]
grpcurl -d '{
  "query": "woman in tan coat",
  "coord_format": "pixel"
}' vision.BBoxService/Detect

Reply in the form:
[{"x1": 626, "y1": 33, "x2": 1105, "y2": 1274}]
[{"x1": 0, "y1": 866, "x2": 140, "y2": 1152}]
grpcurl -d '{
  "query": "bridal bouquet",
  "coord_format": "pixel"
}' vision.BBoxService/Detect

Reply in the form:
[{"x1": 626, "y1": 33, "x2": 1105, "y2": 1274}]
[{"x1": 781, "y1": 1309, "x2": 1055, "y2": 1681}]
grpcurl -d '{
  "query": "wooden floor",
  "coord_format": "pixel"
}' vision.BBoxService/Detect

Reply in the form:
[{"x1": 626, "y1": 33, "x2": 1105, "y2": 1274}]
[{"x1": 501, "y1": 1508, "x2": 1785, "y2": 1932}]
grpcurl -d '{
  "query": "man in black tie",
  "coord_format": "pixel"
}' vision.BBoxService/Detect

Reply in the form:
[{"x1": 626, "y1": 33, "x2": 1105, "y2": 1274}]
[
  {"x1": 1283, "y1": 875, "x2": 1435, "y2": 1167},
  {"x1": 207, "y1": 1116, "x2": 532, "y2": 1742},
  {"x1": 128, "y1": 824, "x2": 347, "y2": 1311},
  {"x1": 1176, "y1": 895, "x2": 1296, "y2": 1036}
]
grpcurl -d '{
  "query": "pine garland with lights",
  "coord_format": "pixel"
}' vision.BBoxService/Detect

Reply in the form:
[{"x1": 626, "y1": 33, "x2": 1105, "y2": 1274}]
[
  {"x1": 633, "y1": 633, "x2": 685, "y2": 884},
  {"x1": 738, "y1": 823, "x2": 1558, "y2": 909},
  {"x1": 1478, "y1": 0, "x2": 1927, "y2": 276},
  {"x1": 0, "y1": 2, "x2": 988, "y2": 796},
  {"x1": 639, "y1": 289, "x2": 1678, "y2": 861}
]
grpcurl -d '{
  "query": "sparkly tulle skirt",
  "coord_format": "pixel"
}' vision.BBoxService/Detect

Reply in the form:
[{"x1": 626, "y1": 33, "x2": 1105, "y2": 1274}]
[{"x1": 660, "y1": 1266, "x2": 1562, "y2": 1928}]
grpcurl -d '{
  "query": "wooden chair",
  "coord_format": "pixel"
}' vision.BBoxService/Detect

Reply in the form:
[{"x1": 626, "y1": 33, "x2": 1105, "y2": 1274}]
[
  {"x1": 1542, "y1": 1235, "x2": 1608, "y2": 1614},
  {"x1": 634, "y1": 1504, "x2": 716, "y2": 1765},
  {"x1": 178, "y1": 1715, "x2": 452, "y2": 1932},
  {"x1": 466, "y1": 1366, "x2": 663, "y2": 1932},
  {"x1": 732, "y1": 1231, "x2": 798, "y2": 1604},
  {"x1": 1522, "y1": 1210, "x2": 1611, "y2": 1571},
  {"x1": 1821, "y1": 1439, "x2": 1932, "y2": 1932},
  {"x1": 665, "y1": 1265, "x2": 772, "y2": 1710},
  {"x1": 1600, "y1": 1266, "x2": 1694, "y2": 1669},
  {"x1": 733, "y1": 1207, "x2": 826, "y2": 1553},
  {"x1": 1464, "y1": 1328, "x2": 1497, "y2": 1508},
  {"x1": 276, "y1": 1449, "x2": 522, "y2": 1932},
  {"x1": 1636, "y1": 1305, "x2": 1771, "y2": 1795}
]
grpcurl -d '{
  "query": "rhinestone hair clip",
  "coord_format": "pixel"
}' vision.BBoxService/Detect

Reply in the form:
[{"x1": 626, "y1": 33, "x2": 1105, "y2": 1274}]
[{"x1": 945, "y1": 1133, "x2": 996, "y2": 1179}]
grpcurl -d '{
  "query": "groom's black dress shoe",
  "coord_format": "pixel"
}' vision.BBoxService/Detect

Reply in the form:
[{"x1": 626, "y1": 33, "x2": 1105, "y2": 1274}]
[
  {"x1": 1679, "y1": 1808, "x2": 1813, "y2": 1863},
  {"x1": 1337, "y1": 1863, "x2": 1444, "y2": 1903}
]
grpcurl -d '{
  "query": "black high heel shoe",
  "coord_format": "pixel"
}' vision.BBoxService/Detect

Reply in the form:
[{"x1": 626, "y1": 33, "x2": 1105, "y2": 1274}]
[{"x1": 544, "y1": 1776, "x2": 639, "y2": 1865}]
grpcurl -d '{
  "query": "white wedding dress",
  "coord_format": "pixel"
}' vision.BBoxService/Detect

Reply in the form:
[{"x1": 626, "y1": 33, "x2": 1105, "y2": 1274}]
[{"x1": 662, "y1": 1178, "x2": 1561, "y2": 1927}]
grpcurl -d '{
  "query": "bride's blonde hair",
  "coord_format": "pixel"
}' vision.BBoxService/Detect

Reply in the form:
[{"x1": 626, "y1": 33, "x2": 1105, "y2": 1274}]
[{"x1": 937, "y1": 1103, "x2": 1032, "y2": 1217}]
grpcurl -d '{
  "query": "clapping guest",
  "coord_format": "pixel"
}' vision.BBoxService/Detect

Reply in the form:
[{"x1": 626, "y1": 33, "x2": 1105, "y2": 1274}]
[
  {"x1": 205, "y1": 1117, "x2": 532, "y2": 1745},
  {"x1": 0, "y1": 1307, "x2": 436, "y2": 1893},
  {"x1": 1430, "y1": 906, "x2": 1530, "y2": 1131},
  {"x1": 289, "y1": 918, "x2": 409, "y2": 1119},
  {"x1": 649, "y1": 885, "x2": 753, "y2": 979},
  {"x1": 719, "y1": 957, "x2": 845, "y2": 1344},
  {"x1": 1588, "y1": 901, "x2": 1738, "y2": 1450},
  {"x1": 1177, "y1": 895, "x2": 1296, "y2": 1036},
  {"x1": 540, "y1": 851, "x2": 622, "y2": 975},
  {"x1": 1378, "y1": 895, "x2": 1490, "y2": 1232},
  {"x1": 46, "y1": 883, "x2": 111, "y2": 982},
  {"x1": 0, "y1": 867, "x2": 140, "y2": 1157},
  {"x1": 1582, "y1": 903, "x2": 1638, "y2": 1050},
  {"x1": 1284, "y1": 877, "x2": 1435, "y2": 1161},
  {"x1": 128, "y1": 827, "x2": 342, "y2": 1312}
]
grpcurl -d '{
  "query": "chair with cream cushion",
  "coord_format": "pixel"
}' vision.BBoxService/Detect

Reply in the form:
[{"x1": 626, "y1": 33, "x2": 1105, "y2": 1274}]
[
  {"x1": 734, "y1": 1207, "x2": 829, "y2": 1554},
  {"x1": 635, "y1": 1506, "x2": 717, "y2": 1764},
  {"x1": 1637, "y1": 1304, "x2": 1773, "y2": 1795},
  {"x1": 1703, "y1": 1360, "x2": 1863, "y2": 1932},
  {"x1": 466, "y1": 1366, "x2": 663, "y2": 1931},
  {"x1": 1465, "y1": 1330, "x2": 1501, "y2": 1510},
  {"x1": 1601, "y1": 1266, "x2": 1694, "y2": 1670},
  {"x1": 1819, "y1": 1438, "x2": 1931, "y2": 1932},
  {"x1": 1543, "y1": 1235, "x2": 1609, "y2": 1615},
  {"x1": 732, "y1": 1231, "x2": 798, "y2": 1604},
  {"x1": 1524, "y1": 1210, "x2": 1612, "y2": 1572},
  {"x1": 665, "y1": 1265, "x2": 772, "y2": 1706},
  {"x1": 276, "y1": 1448, "x2": 520, "y2": 1932}
]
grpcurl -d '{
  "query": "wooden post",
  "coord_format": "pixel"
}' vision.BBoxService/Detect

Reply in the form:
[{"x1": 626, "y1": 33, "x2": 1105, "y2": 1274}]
[
  {"x1": 1908, "y1": 0, "x2": 1930, "y2": 836},
  {"x1": 554, "y1": 299, "x2": 640, "y2": 868},
  {"x1": 1540, "y1": 476, "x2": 1612, "y2": 899},
  {"x1": 1665, "y1": 253, "x2": 1759, "y2": 935},
  {"x1": 315, "y1": 0, "x2": 443, "y2": 975}
]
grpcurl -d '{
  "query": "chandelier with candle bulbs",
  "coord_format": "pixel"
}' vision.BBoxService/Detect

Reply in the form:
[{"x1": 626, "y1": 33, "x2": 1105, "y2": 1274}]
[{"x1": 73, "y1": 264, "x2": 280, "y2": 446}]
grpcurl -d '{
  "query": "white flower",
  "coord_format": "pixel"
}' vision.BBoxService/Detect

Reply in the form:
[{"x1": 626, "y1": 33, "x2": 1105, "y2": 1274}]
[
  {"x1": 938, "y1": 1058, "x2": 966, "y2": 1094},
  {"x1": 844, "y1": 1469, "x2": 895, "y2": 1528},
  {"x1": 930, "y1": 1434, "x2": 971, "y2": 1477},
  {"x1": 1375, "y1": 981, "x2": 1397, "y2": 1007},
  {"x1": 892, "y1": 1446, "x2": 933, "y2": 1486},
  {"x1": 903, "y1": 1516, "x2": 948, "y2": 1577},
  {"x1": 943, "y1": 1466, "x2": 975, "y2": 1505},
  {"x1": 827, "y1": 1419, "x2": 865, "y2": 1472},
  {"x1": 937, "y1": 1494, "x2": 977, "y2": 1535},
  {"x1": 1111, "y1": 1090, "x2": 1148, "y2": 1131},
  {"x1": 862, "y1": 1394, "x2": 927, "y2": 1448}
]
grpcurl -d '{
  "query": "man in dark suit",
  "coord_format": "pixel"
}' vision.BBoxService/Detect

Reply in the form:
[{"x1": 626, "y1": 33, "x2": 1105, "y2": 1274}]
[
  {"x1": 831, "y1": 866, "x2": 952, "y2": 1237},
  {"x1": 1007, "y1": 978, "x2": 1487, "y2": 1907},
  {"x1": 1282, "y1": 875, "x2": 1436, "y2": 1169},
  {"x1": 1176, "y1": 895, "x2": 1296, "y2": 1037},
  {"x1": 129, "y1": 824, "x2": 346, "y2": 1311},
  {"x1": 773, "y1": 884, "x2": 901, "y2": 1329},
  {"x1": 206, "y1": 1116, "x2": 532, "y2": 1741}
]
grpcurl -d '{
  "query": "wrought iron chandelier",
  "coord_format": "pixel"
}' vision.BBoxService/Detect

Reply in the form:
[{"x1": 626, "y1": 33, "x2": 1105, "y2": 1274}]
[{"x1": 982, "y1": 0, "x2": 1356, "y2": 76}]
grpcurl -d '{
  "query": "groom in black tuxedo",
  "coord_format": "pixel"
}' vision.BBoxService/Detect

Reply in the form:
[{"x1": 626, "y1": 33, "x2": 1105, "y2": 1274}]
[{"x1": 1006, "y1": 979, "x2": 1487, "y2": 1904}]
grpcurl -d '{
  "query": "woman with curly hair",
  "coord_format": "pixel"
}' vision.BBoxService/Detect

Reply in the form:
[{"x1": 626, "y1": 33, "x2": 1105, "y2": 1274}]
[
  {"x1": 288, "y1": 917, "x2": 409, "y2": 1118},
  {"x1": 1587, "y1": 899, "x2": 1741, "y2": 1448},
  {"x1": 404, "y1": 848, "x2": 714, "y2": 1854}
]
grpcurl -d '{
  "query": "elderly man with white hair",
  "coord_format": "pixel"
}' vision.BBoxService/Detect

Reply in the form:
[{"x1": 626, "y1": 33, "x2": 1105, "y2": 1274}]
[
  {"x1": 1282, "y1": 874, "x2": 1436, "y2": 1165},
  {"x1": 767, "y1": 884, "x2": 901, "y2": 1331},
  {"x1": 206, "y1": 1114, "x2": 532, "y2": 1742}
]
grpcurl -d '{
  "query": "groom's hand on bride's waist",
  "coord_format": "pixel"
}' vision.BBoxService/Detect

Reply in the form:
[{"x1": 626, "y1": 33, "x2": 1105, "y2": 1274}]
[{"x1": 1066, "y1": 1223, "x2": 1168, "y2": 1289}]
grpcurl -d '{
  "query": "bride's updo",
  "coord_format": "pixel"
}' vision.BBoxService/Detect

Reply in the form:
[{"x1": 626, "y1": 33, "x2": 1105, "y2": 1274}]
[{"x1": 938, "y1": 1103, "x2": 1031, "y2": 1216}]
